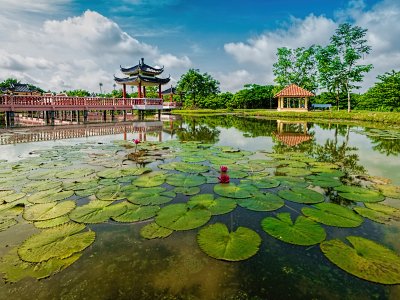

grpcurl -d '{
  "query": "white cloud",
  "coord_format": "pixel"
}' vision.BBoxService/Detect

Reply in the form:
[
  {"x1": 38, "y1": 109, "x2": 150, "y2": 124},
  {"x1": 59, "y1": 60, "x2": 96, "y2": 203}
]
[
  {"x1": 0, "y1": 9, "x2": 190, "y2": 93},
  {"x1": 0, "y1": 0, "x2": 71, "y2": 13},
  {"x1": 224, "y1": 0, "x2": 400, "y2": 92},
  {"x1": 215, "y1": 70, "x2": 256, "y2": 93}
]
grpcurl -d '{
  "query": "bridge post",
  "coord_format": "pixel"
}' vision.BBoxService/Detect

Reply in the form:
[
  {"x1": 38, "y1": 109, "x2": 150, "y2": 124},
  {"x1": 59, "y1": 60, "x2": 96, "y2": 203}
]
[
  {"x1": 84, "y1": 110, "x2": 88, "y2": 123},
  {"x1": 6, "y1": 111, "x2": 15, "y2": 128},
  {"x1": 103, "y1": 110, "x2": 107, "y2": 122},
  {"x1": 46, "y1": 111, "x2": 55, "y2": 125},
  {"x1": 111, "y1": 110, "x2": 115, "y2": 122},
  {"x1": 157, "y1": 109, "x2": 161, "y2": 120},
  {"x1": 123, "y1": 110, "x2": 127, "y2": 121}
]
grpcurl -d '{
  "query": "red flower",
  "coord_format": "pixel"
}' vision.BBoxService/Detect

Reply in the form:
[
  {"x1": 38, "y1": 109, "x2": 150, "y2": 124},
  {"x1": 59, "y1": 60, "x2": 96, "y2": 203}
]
[
  {"x1": 133, "y1": 139, "x2": 140, "y2": 144},
  {"x1": 218, "y1": 174, "x2": 230, "y2": 183},
  {"x1": 220, "y1": 166, "x2": 228, "y2": 172}
]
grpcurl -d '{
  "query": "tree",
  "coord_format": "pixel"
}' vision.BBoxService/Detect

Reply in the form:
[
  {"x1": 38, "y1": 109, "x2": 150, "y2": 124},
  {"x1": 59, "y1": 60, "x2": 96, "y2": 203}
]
[
  {"x1": 329, "y1": 23, "x2": 373, "y2": 112},
  {"x1": 273, "y1": 46, "x2": 318, "y2": 93},
  {"x1": 66, "y1": 89, "x2": 90, "y2": 97},
  {"x1": 176, "y1": 69, "x2": 220, "y2": 108},
  {"x1": 0, "y1": 78, "x2": 19, "y2": 89},
  {"x1": 358, "y1": 70, "x2": 400, "y2": 111}
]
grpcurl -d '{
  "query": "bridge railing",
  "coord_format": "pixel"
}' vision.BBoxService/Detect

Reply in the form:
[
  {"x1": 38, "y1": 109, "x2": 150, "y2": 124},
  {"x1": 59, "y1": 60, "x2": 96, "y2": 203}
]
[{"x1": 0, "y1": 95, "x2": 164, "y2": 107}]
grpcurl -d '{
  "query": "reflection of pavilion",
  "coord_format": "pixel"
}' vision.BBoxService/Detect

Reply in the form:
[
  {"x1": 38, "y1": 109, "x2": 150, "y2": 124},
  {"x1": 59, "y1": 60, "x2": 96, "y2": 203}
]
[
  {"x1": 273, "y1": 120, "x2": 312, "y2": 147},
  {"x1": 0, "y1": 121, "x2": 163, "y2": 145}
]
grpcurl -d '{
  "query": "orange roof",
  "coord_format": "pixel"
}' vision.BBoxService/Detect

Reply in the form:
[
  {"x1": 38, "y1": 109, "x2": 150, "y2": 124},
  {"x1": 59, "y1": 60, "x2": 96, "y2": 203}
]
[
  {"x1": 274, "y1": 84, "x2": 314, "y2": 98},
  {"x1": 274, "y1": 133, "x2": 312, "y2": 147}
]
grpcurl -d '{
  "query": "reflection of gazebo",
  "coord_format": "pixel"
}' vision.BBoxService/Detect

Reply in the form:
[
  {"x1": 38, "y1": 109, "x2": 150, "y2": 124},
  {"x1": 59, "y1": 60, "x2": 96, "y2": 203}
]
[
  {"x1": 274, "y1": 84, "x2": 314, "y2": 112},
  {"x1": 273, "y1": 120, "x2": 312, "y2": 147}
]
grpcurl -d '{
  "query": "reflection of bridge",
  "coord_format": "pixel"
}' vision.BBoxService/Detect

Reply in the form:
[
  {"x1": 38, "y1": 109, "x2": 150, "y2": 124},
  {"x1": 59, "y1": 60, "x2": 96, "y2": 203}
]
[
  {"x1": 0, "y1": 95, "x2": 181, "y2": 127},
  {"x1": 0, "y1": 121, "x2": 163, "y2": 145}
]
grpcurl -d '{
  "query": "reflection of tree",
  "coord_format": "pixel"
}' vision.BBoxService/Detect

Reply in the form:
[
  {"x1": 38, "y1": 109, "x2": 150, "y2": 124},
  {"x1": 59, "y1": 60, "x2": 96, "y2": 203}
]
[
  {"x1": 370, "y1": 138, "x2": 400, "y2": 156},
  {"x1": 176, "y1": 118, "x2": 220, "y2": 143}
]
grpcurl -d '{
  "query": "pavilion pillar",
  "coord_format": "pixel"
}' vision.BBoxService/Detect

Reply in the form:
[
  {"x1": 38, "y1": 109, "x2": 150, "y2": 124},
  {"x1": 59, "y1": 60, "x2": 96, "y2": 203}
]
[
  {"x1": 305, "y1": 97, "x2": 309, "y2": 110},
  {"x1": 143, "y1": 86, "x2": 146, "y2": 98},
  {"x1": 158, "y1": 84, "x2": 162, "y2": 99},
  {"x1": 138, "y1": 82, "x2": 142, "y2": 98},
  {"x1": 123, "y1": 84, "x2": 127, "y2": 98}
]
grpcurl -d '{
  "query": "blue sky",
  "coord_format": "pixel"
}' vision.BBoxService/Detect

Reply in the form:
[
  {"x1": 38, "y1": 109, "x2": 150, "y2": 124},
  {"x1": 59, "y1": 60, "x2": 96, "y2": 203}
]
[{"x1": 0, "y1": 0, "x2": 399, "y2": 93}]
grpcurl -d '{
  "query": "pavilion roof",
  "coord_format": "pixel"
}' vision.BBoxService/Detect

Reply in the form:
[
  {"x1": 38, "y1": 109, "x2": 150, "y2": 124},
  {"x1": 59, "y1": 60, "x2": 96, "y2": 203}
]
[
  {"x1": 274, "y1": 132, "x2": 312, "y2": 147},
  {"x1": 274, "y1": 84, "x2": 314, "y2": 98},
  {"x1": 114, "y1": 74, "x2": 170, "y2": 86},
  {"x1": 120, "y1": 58, "x2": 164, "y2": 76}
]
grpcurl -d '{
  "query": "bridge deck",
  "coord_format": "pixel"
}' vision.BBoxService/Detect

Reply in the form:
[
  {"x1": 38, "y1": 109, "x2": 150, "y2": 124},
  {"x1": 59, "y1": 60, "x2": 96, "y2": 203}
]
[{"x1": 0, "y1": 95, "x2": 180, "y2": 112}]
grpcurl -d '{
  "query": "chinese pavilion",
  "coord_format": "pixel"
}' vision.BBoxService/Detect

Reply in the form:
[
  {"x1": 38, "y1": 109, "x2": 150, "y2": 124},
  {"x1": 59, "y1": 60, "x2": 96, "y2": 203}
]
[
  {"x1": 274, "y1": 84, "x2": 314, "y2": 111},
  {"x1": 114, "y1": 58, "x2": 170, "y2": 99}
]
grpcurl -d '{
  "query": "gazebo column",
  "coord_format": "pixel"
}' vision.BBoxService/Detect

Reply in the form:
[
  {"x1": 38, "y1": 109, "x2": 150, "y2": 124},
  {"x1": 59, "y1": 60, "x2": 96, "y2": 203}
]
[
  {"x1": 122, "y1": 84, "x2": 126, "y2": 98},
  {"x1": 138, "y1": 82, "x2": 142, "y2": 98},
  {"x1": 143, "y1": 86, "x2": 146, "y2": 98},
  {"x1": 158, "y1": 84, "x2": 162, "y2": 99},
  {"x1": 305, "y1": 97, "x2": 308, "y2": 110}
]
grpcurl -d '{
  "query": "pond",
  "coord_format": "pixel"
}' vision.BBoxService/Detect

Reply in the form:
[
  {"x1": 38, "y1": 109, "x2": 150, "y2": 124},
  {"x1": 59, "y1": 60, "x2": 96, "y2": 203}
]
[{"x1": 0, "y1": 115, "x2": 400, "y2": 300}]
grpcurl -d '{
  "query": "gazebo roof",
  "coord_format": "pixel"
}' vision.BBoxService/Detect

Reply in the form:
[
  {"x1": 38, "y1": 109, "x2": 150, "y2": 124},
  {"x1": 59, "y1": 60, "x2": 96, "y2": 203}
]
[
  {"x1": 114, "y1": 74, "x2": 170, "y2": 87},
  {"x1": 274, "y1": 133, "x2": 312, "y2": 147},
  {"x1": 274, "y1": 84, "x2": 314, "y2": 98}
]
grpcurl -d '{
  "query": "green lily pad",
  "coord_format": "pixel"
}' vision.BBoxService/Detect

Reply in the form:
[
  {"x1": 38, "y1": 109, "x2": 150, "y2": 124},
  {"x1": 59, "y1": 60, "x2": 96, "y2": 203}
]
[
  {"x1": 56, "y1": 168, "x2": 95, "y2": 179},
  {"x1": 0, "y1": 248, "x2": 81, "y2": 283},
  {"x1": 208, "y1": 157, "x2": 236, "y2": 165},
  {"x1": 214, "y1": 183, "x2": 258, "y2": 199},
  {"x1": 22, "y1": 180, "x2": 63, "y2": 193},
  {"x1": 181, "y1": 156, "x2": 207, "y2": 163},
  {"x1": 34, "y1": 215, "x2": 71, "y2": 229},
  {"x1": 302, "y1": 203, "x2": 363, "y2": 227},
  {"x1": 140, "y1": 222, "x2": 173, "y2": 239},
  {"x1": 166, "y1": 173, "x2": 206, "y2": 187},
  {"x1": 197, "y1": 223, "x2": 261, "y2": 261},
  {"x1": 320, "y1": 236, "x2": 400, "y2": 284},
  {"x1": 271, "y1": 176, "x2": 309, "y2": 188},
  {"x1": 18, "y1": 223, "x2": 95, "y2": 263},
  {"x1": 174, "y1": 162, "x2": 209, "y2": 173},
  {"x1": 365, "y1": 202, "x2": 400, "y2": 219},
  {"x1": 187, "y1": 194, "x2": 237, "y2": 215},
  {"x1": 112, "y1": 203, "x2": 160, "y2": 222},
  {"x1": 306, "y1": 175, "x2": 342, "y2": 188},
  {"x1": 27, "y1": 170, "x2": 58, "y2": 180},
  {"x1": 0, "y1": 218, "x2": 17, "y2": 232},
  {"x1": 374, "y1": 184, "x2": 400, "y2": 199},
  {"x1": 69, "y1": 201, "x2": 127, "y2": 223},
  {"x1": 95, "y1": 184, "x2": 124, "y2": 201},
  {"x1": 27, "y1": 189, "x2": 74, "y2": 204},
  {"x1": 241, "y1": 177, "x2": 280, "y2": 189},
  {"x1": 173, "y1": 186, "x2": 201, "y2": 196},
  {"x1": 155, "y1": 203, "x2": 211, "y2": 231},
  {"x1": 353, "y1": 206, "x2": 392, "y2": 224},
  {"x1": 132, "y1": 171, "x2": 167, "y2": 187},
  {"x1": 278, "y1": 188, "x2": 324, "y2": 204},
  {"x1": 276, "y1": 167, "x2": 312, "y2": 177},
  {"x1": 335, "y1": 186, "x2": 385, "y2": 203},
  {"x1": 237, "y1": 192, "x2": 284, "y2": 211},
  {"x1": 2, "y1": 192, "x2": 26, "y2": 203},
  {"x1": 121, "y1": 167, "x2": 152, "y2": 176},
  {"x1": 96, "y1": 169, "x2": 124, "y2": 179},
  {"x1": 23, "y1": 201, "x2": 76, "y2": 221},
  {"x1": 261, "y1": 212, "x2": 326, "y2": 246},
  {"x1": 127, "y1": 187, "x2": 174, "y2": 205},
  {"x1": 63, "y1": 180, "x2": 99, "y2": 191}
]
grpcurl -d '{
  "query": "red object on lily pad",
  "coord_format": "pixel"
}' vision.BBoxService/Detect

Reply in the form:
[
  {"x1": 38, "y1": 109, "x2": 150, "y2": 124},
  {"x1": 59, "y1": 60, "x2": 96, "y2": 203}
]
[
  {"x1": 220, "y1": 166, "x2": 228, "y2": 172},
  {"x1": 133, "y1": 139, "x2": 140, "y2": 144},
  {"x1": 218, "y1": 174, "x2": 230, "y2": 183}
]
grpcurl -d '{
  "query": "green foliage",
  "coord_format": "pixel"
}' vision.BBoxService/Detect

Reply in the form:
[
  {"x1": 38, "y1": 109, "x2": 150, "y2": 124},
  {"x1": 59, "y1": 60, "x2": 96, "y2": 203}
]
[{"x1": 66, "y1": 89, "x2": 91, "y2": 97}]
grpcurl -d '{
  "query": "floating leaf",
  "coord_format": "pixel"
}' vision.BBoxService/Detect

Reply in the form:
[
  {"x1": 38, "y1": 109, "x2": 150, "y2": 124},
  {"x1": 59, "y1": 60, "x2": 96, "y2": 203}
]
[
  {"x1": 271, "y1": 176, "x2": 309, "y2": 188},
  {"x1": 18, "y1": 223, "x2": 95, "y2": 263},
  {"x1": 374, "y1": 184, "x2": 400, "y2": 199},
  {"x1": 34, "y1": 215, "x2": 70, "y2": 229},
  {"x1": 2, "y1": 192, "x2": 26, "y2": 203},
  {"x1": 335, "y1": 185, "x2": 385, "y2": 203},
  {"x1": 276, "y1": 167, "x2": 312, "y2": 177},
  {"x1": 187, "y1": 194, "x2": 237, "y2": 215},
  {"x1": 27, "y1": 170, "x2": 58, "y2": 180},
  {"x1": 127, "y1": 187, "x2": 174, "y2": 205},
  {"x1": 27, "y1": 189, "x2": 74, "y2": 204},
  {"x1": 197, "y1": 223, "x2": 261, "y2": 261},
  {"x1": 112, "y1": 203, "x2": 160, "y2": 222},
  {"x1": 214, "y1": 183, "x2": 257, "y2": 199},
  {"x1": 306, "y1": 175, "x2": 342, "y2": 188},
  {"x1": 140, "y1": 222, "x2": 173, "y2": 239},
  {"x1": 56, "y1": 168, "x2": 95, "y2": 179},
  {"x1": 278, "y1": 187, "x2": 324, "y2": 204},
  {"x1": 132, "y1": 171, "x2": 167, "y2": 187},
  {"x1": 174, "y1": 162, "x2": 209, "y2": 173},
  {"x1": 241, "y1": 177, "x2": 280, "y2": 189},
  {"x1": 353, "y1": 206, "x2": 391, "y2": 224},
  {"x1": 0, "y1": 218, "x2": 17, "y2": 231},
  {"x1": 173, "y1": 186, "x2": 201, "y2": 196},
  {"x1": 63, "y1": 180, "x2": 99, "y2": 191},
  {"x1": 69, "y1": 201, "x2": 127, "y2": 223},
  {"x1": 320, "y1": 236, "x2": 400, "y2": 284},
  {"x1": 22, "y1": 180, "x2": 62, "y2": 193},
  {"x1": 365, "y1": 202, "x2": 400, "y2": 219},
  {"x1": 23, "y1": 201, "x2": 76, "y2": 221},
  {"x1": 156, "y1": 203, "x2": 211, "y2": 231},
  {"x1": 166, "y1": 173, "x2": 206, "y2": 187},
  {"x1": 95, "y1": 184, "x2": 124, "y2": 201},
  {"x1": 96, "y1": 168, "x2": 124, "y2": 179},
  {"x1": 0, "y1": 248, "x2": 81, "y2": 283},
  {"x1": 302, "y1": 203, "x2": 363, "y2": 227},
  {"x1": 237, "y1": 192, "x2": 284, "y2": 211},
  {"x1": 261, "y1": 212, "x2": 326, "y2": 246}
]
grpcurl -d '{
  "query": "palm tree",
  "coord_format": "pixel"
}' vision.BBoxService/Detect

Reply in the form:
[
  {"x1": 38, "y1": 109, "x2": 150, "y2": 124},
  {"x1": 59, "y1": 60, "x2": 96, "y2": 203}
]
[
  {"x1": 113, "y1": 83, "x2": 116, "y2": 91},
  {"x1": 99, "y1": 82, "x2": 103, "y2": 94}
]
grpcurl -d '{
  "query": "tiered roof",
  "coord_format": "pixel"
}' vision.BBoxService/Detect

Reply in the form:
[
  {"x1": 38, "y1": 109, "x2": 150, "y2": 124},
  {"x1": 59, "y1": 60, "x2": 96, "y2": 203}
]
[
  {"x1": 274, "y1": 84, "x2": 314, "y2": 98},
  {"x1": 115, "y1": 58, "x2": 170, "y2": 87}
]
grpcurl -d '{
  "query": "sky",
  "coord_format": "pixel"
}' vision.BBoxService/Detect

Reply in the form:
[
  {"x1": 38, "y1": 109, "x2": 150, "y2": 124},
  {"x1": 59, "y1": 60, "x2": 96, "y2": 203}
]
[{"x1": 0, "y1": 0, "x2": 399, "y2": 94}]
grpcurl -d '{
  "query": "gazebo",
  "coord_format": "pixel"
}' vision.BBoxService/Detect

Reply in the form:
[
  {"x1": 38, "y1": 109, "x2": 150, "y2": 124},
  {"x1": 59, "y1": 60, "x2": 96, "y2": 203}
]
[
  {"x1": 274, "y1": 84, "x2": 314, "y2": 112},
  {"x1": 273, "y1": 120, "x2": 312, "y2": 147}
]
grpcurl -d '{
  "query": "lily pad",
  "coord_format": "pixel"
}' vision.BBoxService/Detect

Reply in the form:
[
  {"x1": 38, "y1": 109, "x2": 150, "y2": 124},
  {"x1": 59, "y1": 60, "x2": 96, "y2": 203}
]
[
  {"x1": 276, "y1": 167, "x2": 312, "y2": 177},
  {"x1": 2, "y1": 192, "x2": 26, "y2": 203},
  {"x1": 27, "y1": 170, "x2": 58, "y2": 180},
  {"x1": 306, "y1": 175, "x2": 342, "y2": 188},
  {"x1": 56, "y1": 168, "x2": 95, "y2": 179},
  {"x1": 302, "y1": 203, "x2": 363, "y2": 227},
  {"x1": 174, "y1": 162, "x2": 209, "y2": 173},
  {"x1": 95, "y1": 184, "x2": 124, "y2": 201},
  {"x1": 374, "y1": 184, "x2": 400, "y2": 199},
  {"x1": 0, "y1": 218, "x2": 17, "y2": 232},
  {"x1": 22, "y1": 180, "x2": 63, "y2": 193},
  {"x1": 155, "y1": 203, "x2": 211, "y2": 231},
  {"x1": 132, "y1": 171, "x2": 167, "y2": 187},
  {"x1": 271, "y1": 176, "x2": 309, "y2": 188},
  {"x1": 69, "y1": 201, "x2": 127, "y2": 224},
  {"x1": 320, "y1": 236, "x2": 400, "y2": 284},
  {"x1": 34, "y1": 215, "x2": 71, "y2": 229},
  {"x1": 18, "y1": 223, "x2": 95, "y2": 263},
  {"x1": 365, "y1": 202, "x2": 400, "y2": 219},
  {"x1": 214, "y1": 183, "x2": 258, "y2": 199},
  {"x1": 173, "y1": 186, "x2": 201, "y2": 196},
  {"x1": 334, "y1": 186, "x2": 385, "y2": 203},
  {"x1": 23, "y1": 201, "x2": 76, "y2": 222},
  {"x1": 27, "y1": 189, "x2": 74, "y2": 204},
  {"x1": 261, "y1": 212, "x2": 326, "y2": 246},
  {"x1": 140, "y1": 222, "x2": 173, "y2": 239},
  {"x1": 166, "y1": 173, "x2": 206, "y2": 187},
  {"x1": 237, "y1": 192, "x2": 284, "y2": 211},
  {"x1": 241, "y1": 177, "x2": 280, "y2": 189},
  {"x1": 278, "y1": 187, "x2": 324, "y2": 204},
  {"x1": 187, "y1": 194, "x2": 237, "y2": 215},
  {"x1": 127, "y1": 187, "x2": 174, "y2": 205},
  {"x1": 112, "y1": 203, "x2": 160, "y2": 222},
  {"x1": 197, "y1": 223, "x2": 261, "y2": 261}
]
